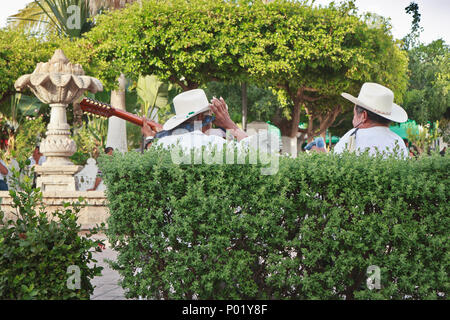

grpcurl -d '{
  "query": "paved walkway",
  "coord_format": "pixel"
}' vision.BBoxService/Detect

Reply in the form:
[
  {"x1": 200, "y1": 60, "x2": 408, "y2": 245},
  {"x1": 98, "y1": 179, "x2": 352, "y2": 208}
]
[{"x1": 89, "y1": 236, "x2": 127, "y2": 300}]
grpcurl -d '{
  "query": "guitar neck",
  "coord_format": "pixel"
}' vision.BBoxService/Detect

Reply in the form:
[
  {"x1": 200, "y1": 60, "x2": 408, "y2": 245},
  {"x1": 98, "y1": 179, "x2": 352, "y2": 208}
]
[
  {"x1": 112, "y1": 108, "x2": 145, "y2": 127},
  {"x1": 80, "y1": 97, "x2": 163, "y2": 132},
  {"x1": 111, "y1": 108, "x2": 168, "y2": 139}
]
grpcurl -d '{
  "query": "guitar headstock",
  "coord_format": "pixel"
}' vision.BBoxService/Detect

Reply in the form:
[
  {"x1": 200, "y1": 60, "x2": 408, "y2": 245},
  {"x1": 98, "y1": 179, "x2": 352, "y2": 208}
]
[{"x1": 80, "y1": 98, "x2": 114, "y2": 118}]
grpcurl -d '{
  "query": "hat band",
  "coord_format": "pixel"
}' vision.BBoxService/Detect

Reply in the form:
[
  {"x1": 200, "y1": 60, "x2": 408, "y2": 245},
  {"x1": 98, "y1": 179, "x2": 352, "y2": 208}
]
[
  {"x1": 368, "y1": 107, "x2": 391, "y2": 115},
  {"x1": 358, "y1": 101, "x2": 391, "y2": 115}
]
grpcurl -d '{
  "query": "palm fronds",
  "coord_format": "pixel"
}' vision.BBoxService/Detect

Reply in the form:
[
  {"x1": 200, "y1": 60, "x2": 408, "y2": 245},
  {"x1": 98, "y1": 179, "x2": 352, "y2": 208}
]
[
  {"x1": 8, "y1": 0, "x2": 93, "y2": 38},
  {"x1": 7, "y1": 1, "x2": 56, "y2": 35}
]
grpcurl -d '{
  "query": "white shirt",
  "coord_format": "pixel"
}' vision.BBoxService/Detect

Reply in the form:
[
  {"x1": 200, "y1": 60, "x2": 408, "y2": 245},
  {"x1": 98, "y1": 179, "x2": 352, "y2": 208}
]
[
  {"x1": 155, "y1": 130, "x2": 278, "y2": 153},
  {"x1": 156, "y1": 130, "x2": 227, "y2": 151},
  {"x1": 28, "y1": 155, "x2": 47, "y2": 166},
  {"x1": 334, "y1": 126, "x2": 408, "y2": 158}
]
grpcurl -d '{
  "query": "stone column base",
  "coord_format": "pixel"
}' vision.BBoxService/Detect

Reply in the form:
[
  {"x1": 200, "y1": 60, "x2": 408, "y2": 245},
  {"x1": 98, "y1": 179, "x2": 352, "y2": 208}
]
[
  {"x1": 0, "y1": 191, "x2": 108, "y2": 231},
  {"x1": 35, "y1": 165, "x2": 82, "y2": 191}
]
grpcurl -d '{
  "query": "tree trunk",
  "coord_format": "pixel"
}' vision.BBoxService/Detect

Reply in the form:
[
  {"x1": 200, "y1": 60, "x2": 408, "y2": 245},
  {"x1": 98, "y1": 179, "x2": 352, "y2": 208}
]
[
  {"x1": 106, "y1": 73, "x2": 128, "y2": 153},
  {"x1": 306, "y1": 108, "x2": 315, "y2": 142},
  {"x1": 290, "y1": 99, "x2": 302, "y2": 138},
  {"x1": 241, "y1": 82, "x2": 247, "y2": 131},
  {"x1": 271, "y1": 87, "x2": 306, "y2": 156},
  {"x1": 304, "y1": 105, "x2": 342, "y2": 144}
]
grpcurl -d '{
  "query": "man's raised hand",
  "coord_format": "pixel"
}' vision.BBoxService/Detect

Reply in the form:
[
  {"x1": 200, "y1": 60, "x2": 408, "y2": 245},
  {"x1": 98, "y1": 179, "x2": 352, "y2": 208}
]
[
  {"x1": 141, "y1": 117, "x2": 156, "y2": 138},
  {"x1": 210, "y1": 97, "x2": 236, "y2": 130}
]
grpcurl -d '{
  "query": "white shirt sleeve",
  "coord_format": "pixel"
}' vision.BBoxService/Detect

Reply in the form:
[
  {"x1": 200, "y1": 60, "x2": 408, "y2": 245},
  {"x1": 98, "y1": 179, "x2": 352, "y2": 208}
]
[{"x1": 155, "y1": 131, "x2": 226, "y2": 151}]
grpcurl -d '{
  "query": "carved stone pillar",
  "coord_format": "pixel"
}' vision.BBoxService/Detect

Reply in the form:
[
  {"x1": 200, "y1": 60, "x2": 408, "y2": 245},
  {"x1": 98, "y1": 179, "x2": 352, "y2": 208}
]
[{"x1": 15, "y1": 49, "x2": 103, "y2": 191}]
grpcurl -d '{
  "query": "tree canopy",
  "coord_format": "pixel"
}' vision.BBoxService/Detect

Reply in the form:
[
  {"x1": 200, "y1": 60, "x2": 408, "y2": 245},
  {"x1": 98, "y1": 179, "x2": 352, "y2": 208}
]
[
  {"x1": 82, "y1": 0, "x2": 408, "y2": 138},
  {"x1": 0, "y1": 28, "x2": 57, "y2": 105},
  {"x1": 83, "y1": 0, "x2": 249, "y2": 91},
  {"x1": 403, "y1": 39, "x2": 449, "y2": 124},
  {"x1": 240, "y1": 1, "x2": 408, "y2": 137},
  {"x1": 1, "y1": 0, "x2": 412, "y2": 145}
]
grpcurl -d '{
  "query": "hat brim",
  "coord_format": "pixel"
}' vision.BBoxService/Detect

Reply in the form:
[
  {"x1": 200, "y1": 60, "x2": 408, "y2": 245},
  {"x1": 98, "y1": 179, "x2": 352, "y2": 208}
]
[
  {"x1": 163, "y1": 104, "x2": 211, "y2": 131},
  {"x1": 341, "y1": 93, "x2": 408, "y2": 123}
]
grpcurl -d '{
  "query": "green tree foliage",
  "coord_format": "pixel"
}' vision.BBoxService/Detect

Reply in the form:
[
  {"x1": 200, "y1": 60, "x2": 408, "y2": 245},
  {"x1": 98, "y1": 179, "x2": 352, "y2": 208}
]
[
  {"x1": 83, "y1": 0, "x2": 408, "y2": 139},
  {"x1": 0, "y1": 93, "x2": 48, "y2": 164},
  {"x1": 204, "y1": 81, "x2": 280, "y2": 125},
  {"x1": 83, "y1": 0, "x2": 249, "y2": 91},
  {"x1": 0, "y1": 28, "x2": 57, "y2": 104},
  {"x1": 12, "y1": 116, "x2": 47, "y2": 163},
  {"x1": 242, "y1": 1, "x2": 408, "y2": 137},
  {"x1": 71, "y1": 113, "x2": 108, "y2": 163},
  {"x1": 6, "y1": 0, "x2": 139, "y2": 130},
  {"x1": 7, "y1": 0, "x2": 58, "y2": 36},
  {"x1": 403, "y1": 40, "x2": 450, "y2": 124},
  {"x1": 136, "y1": 75, "x2": 171, "y2": 120},
  {"x1": 0, "y1": 93, "x2": 46, "y2": 136},
  {"x1": 8, "y1": 0, "x2": 94, "y2": 39},
  {"x1": 406, "y1": 121, "x2": 441, "y2": 155},
  {"x1": 0, "y1": 28, "x2": 98, "y2": 131},
  {"x1": 403, "y1": 1, "x2": 423, "y2": 50},
  {"x1": 7, "y1": 0, "x2": 138, "y2": 38},
  {"x1": 7, "y1": 0, "x2": 102, "y2": 37},
  {"x1": 98, "y1": 148, "x2": 449, "y2": 299}
]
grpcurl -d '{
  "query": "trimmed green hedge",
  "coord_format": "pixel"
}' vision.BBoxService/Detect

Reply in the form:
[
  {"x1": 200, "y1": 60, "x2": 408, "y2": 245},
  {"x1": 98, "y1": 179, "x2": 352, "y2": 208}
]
[{"x1": 99, "y1": 148, "x2": 449, "y2": 299}]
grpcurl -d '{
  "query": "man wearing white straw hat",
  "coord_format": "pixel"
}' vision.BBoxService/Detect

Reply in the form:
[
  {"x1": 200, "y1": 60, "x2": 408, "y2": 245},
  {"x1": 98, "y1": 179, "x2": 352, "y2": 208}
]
[
  {"x1": 141, "y1": 88, "x2": 278, "y2": 155},
  {"x1": 333, "y1": 82, "x2": 409, "y2": 158}
]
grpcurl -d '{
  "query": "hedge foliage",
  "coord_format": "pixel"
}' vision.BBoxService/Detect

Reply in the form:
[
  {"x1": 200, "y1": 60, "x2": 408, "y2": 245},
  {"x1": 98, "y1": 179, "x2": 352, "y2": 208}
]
[
  {"x1": 0, "y1": 160, "x2": 104, "y2": 299},
  {"x1": 99, "y1": 148, "x2": 449, "y2": 300}
]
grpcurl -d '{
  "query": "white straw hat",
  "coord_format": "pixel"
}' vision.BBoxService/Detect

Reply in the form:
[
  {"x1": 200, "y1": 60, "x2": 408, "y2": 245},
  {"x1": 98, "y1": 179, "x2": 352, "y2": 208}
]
[
  {"x1": 341, "y1": 82, "x2": 408, "y2": 123},
  {"x1": 163, "y1": 89, "x2": 211, "y2": 131}
]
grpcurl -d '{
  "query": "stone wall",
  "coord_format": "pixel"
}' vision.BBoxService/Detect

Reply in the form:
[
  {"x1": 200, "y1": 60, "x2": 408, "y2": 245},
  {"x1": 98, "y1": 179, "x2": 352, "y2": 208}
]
[{"x1": 0, "y1": 191, "x2": 109, "y2": 231}]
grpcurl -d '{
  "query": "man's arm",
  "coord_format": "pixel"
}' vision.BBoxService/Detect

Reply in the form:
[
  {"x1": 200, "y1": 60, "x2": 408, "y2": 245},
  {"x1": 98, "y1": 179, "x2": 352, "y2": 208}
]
[
  {"x1": 0, "y1": 161, "x2": 8, "y2": 176},
  {"x1": 141, "y1": 118, "x2": 157, "y2": 149},
  {"x1": 210, "y1": 97, "x2": 248, "y2": 142},
  {"x1": 87, "y1": 176, "x2": 102, "y2": 191}
]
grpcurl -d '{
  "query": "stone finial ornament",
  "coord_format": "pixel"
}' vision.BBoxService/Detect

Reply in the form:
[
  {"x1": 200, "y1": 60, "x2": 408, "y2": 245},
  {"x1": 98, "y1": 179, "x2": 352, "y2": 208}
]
[
  {"x1": 15, "y1": 49, "x2": 103, "y2": 104},
  {"x1": 14, "y1": 49, "x2": 103, "y2": 191}
]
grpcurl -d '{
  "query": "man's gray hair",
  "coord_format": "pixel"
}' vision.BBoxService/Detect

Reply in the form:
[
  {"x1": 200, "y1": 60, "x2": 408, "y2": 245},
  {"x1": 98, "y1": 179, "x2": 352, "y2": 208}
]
[{"x1": 355, "y1": 105, "x2": 391, "y2": 125}]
